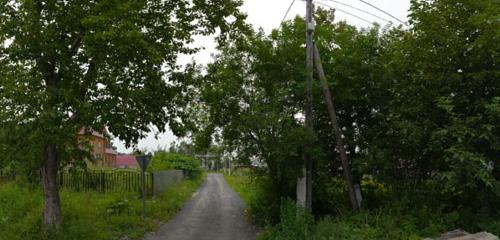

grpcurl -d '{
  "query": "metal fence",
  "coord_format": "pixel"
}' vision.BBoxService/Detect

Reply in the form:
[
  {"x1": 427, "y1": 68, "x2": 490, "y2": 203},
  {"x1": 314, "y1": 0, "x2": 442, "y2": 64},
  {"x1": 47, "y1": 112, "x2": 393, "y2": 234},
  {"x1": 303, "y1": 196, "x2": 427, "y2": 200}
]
[
  {"x1": 152, "y1": 170, "x2": 184, "y2": 196},
  {"x1": 1, "y1": 169, "x2": 184, "y2": 196},
  {"x1": 59, "y1": 170, "x2": 154, "y2": 195},
  {"x1": 0, "y1": 173, "x2": 15, "y2": 183}
]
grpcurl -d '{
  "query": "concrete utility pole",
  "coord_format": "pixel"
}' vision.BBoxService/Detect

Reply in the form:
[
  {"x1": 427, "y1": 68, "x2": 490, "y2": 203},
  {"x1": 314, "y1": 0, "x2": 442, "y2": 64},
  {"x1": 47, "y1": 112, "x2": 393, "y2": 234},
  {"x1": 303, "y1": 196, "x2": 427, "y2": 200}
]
[{"x1": 297, "y1": 0, "x2": 314, "y2": 209}]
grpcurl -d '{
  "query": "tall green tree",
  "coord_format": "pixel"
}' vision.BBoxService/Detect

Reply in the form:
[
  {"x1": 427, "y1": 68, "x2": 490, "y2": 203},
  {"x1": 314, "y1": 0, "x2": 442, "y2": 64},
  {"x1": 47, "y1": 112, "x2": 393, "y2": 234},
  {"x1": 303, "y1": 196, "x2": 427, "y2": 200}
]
[
  {"x1": 193, "y1": 26, "x2": 309, "y2": 218},
  {"x1": 389, "y1": 0, "x2": 500, "y2": 202},
  {"x1": 190, "y1": 0, "x2": 500, "y2": 218},
  {"x1": 0, "y1": 0, "x2": 244, "y2": 229},
  {"x1": 191, "y1": 10, "x2": 380, "y2": 217}
]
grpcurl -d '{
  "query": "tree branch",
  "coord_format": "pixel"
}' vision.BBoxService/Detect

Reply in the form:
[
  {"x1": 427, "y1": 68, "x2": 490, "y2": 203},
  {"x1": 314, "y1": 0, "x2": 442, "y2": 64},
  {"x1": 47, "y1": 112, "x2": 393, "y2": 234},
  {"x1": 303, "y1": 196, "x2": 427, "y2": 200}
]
[
  {"x1": 84, "y1": 58, "x2": 97, "y2": 82},
  {"x1": 67, "y1": 35, "x2": 82, "y2": 57},
  {"x1": 78, "y1": 58, "x2": 98, "y2": 99}
]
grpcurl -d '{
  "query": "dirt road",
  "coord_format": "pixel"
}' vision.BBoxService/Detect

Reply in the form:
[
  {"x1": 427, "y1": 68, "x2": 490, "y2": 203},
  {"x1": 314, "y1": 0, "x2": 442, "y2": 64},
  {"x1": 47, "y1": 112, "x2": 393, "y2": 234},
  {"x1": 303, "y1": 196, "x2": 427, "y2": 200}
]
[{"x1": 143, "y1": 173, "x2": 257, "y2": 240}]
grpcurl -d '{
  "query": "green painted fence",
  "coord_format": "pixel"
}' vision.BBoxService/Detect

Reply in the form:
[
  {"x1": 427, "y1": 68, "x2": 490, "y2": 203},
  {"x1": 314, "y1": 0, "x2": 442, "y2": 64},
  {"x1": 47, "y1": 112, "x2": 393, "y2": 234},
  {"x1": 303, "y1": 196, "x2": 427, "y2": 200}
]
[{"x1": 59, "y1": 170, "x2": 154, "y2": 195}]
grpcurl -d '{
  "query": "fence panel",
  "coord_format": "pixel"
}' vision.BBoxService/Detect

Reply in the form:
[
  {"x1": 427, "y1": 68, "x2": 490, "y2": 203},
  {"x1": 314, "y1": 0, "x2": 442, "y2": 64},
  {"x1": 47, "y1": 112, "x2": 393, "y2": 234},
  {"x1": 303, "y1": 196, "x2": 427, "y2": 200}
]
[
  {"x1": 152, "y1": 170, "x2": 184, "y2": 196},
  {"x1": 59, "y1": 170, "x2": 153, "y2": 195}
]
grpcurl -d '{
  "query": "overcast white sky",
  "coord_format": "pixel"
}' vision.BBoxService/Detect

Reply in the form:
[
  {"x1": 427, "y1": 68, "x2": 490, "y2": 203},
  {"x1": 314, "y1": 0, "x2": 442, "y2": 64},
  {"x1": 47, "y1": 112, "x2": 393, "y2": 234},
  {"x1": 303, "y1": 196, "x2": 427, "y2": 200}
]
[{"x1": 112, "y1": 0, "x2": 411, "y2": 153}]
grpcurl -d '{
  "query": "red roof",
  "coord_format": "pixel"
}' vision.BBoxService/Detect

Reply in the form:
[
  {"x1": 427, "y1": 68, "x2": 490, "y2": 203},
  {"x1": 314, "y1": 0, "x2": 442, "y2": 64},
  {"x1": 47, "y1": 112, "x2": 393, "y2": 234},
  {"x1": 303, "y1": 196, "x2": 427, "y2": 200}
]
[{"x1": 116, "y1": 155, "x2": 137, "y2": 167}]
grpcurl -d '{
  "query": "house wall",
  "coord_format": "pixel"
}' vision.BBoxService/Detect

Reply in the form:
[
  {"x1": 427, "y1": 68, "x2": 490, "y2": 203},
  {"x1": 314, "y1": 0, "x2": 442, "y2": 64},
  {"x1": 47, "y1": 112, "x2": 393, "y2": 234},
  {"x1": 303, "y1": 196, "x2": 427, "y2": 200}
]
[
  {"x1": 90, "y1": 136, "x2": 106, "y2": 161},
  {"x1": 104, "y1": 153, "x2": 116, "y2": 167},
  {"x1": 79, "y1": 134, "x2": 116, "y2": 168}
]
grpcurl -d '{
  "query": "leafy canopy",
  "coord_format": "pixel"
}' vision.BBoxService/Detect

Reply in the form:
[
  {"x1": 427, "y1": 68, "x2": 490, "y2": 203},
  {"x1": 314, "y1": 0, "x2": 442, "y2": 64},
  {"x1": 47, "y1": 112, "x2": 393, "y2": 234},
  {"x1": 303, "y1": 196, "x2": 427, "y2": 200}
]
[{"x1": 0, "y1": 0, "x2": 245, "y2": 169}]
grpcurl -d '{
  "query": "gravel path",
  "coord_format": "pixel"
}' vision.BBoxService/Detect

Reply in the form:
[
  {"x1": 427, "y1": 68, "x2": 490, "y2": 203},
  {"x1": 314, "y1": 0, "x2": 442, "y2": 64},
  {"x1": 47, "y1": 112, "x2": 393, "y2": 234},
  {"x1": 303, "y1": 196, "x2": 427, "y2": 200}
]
[{"x1": 143, "y1": 173, "x2": 257, "y2": 240}]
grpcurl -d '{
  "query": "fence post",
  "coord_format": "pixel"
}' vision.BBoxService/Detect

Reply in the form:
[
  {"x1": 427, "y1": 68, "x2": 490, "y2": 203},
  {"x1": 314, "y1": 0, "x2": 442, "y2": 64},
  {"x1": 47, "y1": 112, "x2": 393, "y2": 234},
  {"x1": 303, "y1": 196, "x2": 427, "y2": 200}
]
[
  {"x1": 59, "y1": 171, "x2": 63, "y2": 188},
  {"x1": 150, "y1": 173, "x2": 154, "y2": 196},
  {"x1": 100, "y1": 171, "x2": 105, "y2": 193}
]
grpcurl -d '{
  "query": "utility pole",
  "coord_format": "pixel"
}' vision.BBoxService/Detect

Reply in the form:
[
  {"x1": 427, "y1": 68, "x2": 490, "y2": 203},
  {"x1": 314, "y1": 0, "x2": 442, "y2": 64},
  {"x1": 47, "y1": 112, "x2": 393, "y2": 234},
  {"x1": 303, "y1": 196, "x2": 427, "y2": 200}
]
[
  {"x1": 297, "y1": 0, "x2": 314, "y2": 209},
  {"x1": 313, "y1": 44, "x2": 361, "y2": 212}
]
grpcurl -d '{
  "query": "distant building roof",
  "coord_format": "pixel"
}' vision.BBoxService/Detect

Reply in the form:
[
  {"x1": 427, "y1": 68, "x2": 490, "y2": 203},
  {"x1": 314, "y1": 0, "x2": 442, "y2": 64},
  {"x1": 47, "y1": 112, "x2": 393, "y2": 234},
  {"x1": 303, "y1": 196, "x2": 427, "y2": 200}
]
[
  {"x1": 78, "y1": 127, "x2": 107, "y2": 138},
  {"x1": 105, "y1": 148, "x2": 118, "y2": 155},
  {"x1": 116, "y1": 154, "x2": 137, "y2": 167}
]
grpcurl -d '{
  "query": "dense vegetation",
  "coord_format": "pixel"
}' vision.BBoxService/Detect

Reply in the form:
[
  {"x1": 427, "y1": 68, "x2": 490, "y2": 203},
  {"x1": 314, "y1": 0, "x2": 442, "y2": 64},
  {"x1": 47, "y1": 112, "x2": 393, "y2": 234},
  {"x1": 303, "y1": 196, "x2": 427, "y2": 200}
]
[
  {"x1": 197, "y1": 0, "x2": 500, "y2": 238},
  {"x1": 0, "y1": 0, "x2": 498, "y2": 238},
  {"x1": 0, "y1": 0, "x2": 244, "y2": 228},
  {"x1": 148, "y1": 152, "x2": 202, "y2": 178},
  {"x1": 0, "y1": 174, "x2": 204, "y2": 240},
  {"x1": 226, "y1": 172, "x2": 500, "y2": 239}
]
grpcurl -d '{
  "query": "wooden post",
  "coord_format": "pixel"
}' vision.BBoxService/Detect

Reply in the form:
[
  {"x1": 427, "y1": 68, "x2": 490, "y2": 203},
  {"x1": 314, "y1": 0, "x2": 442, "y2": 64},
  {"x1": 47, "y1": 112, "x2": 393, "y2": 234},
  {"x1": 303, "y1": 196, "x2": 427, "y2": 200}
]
[
  {"x1": 313, "y1": 44, "x2": 361, "y2": 212},
  {"x1": 141, "y1": 169, "x2": 146, "y2": 217},
  {"x1": 100, "y1": 171, "x2": 105, "y2": 193},
  {"x1": 151, "y1": 173, "x2": 155, "y2": 196}
]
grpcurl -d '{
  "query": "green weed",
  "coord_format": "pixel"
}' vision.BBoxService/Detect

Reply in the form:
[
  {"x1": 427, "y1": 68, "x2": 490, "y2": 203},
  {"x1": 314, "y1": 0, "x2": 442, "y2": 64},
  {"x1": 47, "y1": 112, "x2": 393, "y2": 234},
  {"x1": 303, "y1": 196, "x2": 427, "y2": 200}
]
[{"x1": 0, "y1": 173, "x2": 204, "y2": 240}]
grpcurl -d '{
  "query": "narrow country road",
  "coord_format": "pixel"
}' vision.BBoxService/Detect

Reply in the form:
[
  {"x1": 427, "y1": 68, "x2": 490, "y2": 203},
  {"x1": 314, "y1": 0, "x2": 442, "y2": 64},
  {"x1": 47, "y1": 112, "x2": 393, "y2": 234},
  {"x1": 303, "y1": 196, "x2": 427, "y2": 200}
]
[{"x1": 143, "y1": 173, "x2": 258, "y2": 240}]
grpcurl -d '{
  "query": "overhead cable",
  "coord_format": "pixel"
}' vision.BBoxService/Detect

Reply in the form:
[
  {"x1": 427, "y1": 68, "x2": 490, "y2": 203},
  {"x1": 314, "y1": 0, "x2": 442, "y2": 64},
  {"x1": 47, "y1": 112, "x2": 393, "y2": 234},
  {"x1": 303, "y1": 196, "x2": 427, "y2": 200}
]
[
  {"x1": 319, "y1": 0, "x2": 391, "y2": 23},
  {"x1": 281, "y1": 0, "x2": 297, "y2": 25},
  {"x1": 315, "y1": 2, "x2": 373, "y2": 25},
  {"x1": 357, "y1": 0, "x2": 407, "y2": 25}
]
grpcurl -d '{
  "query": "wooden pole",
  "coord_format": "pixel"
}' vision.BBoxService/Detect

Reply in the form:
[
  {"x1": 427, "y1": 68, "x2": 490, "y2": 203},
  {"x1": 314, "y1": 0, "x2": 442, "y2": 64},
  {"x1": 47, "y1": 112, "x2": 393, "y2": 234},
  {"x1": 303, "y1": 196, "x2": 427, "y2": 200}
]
[{"x1": 313, "y1": 44, "x2": 361, "y2": 212}]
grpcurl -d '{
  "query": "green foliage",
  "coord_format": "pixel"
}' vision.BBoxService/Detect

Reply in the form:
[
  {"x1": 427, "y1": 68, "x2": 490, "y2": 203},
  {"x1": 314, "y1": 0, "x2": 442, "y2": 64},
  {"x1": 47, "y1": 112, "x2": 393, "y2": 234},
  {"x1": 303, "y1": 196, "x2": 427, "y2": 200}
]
[
  {"x1": 264, "y1": 199, "x2": 315, "y2": 240},
  {"x1": 259, "y1": 196, "x2": 449, "y2": 240},
  {"x1": 0, "y1": 0, "x2": 245, "y2": 227},
  {"x1": 0, "y1": 0, "x2": 246, "y2": 166},
  {"x1": 148, "y1": 151, "x2": 201, "y2": 178},
  {"x1": 228, "y1": 171, "x2": 500, "y2": 240},
  {"x1": 225, "y1": 172, "x2": 283, "y2": 225},
  {"x1": 191, "y1": 0, "x2": 500, "y2": 222},
  {"x1": 258, "y1": 188, "x2": 500, "y2": 240},
  {"x1": 311, "y1": 208, "x2": 442, "y2": 240},
  {"x1": 0, "y1": 174, "x2": 204, "y2": 240},
  {"x1": 372, "y1": 0, "x2": 500, "y2": 197}
]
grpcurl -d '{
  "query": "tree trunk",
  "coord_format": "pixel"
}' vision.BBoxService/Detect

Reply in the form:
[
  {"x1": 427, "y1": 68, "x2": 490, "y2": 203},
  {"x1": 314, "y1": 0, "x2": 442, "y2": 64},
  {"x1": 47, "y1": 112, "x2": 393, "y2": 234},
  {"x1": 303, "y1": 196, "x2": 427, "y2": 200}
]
[
  {"x1": 313, "y1": 44, "x2": 361, "y2": 212},
  {"x1": 42, "y1": 143, "x2": 62, "y2": 229}
]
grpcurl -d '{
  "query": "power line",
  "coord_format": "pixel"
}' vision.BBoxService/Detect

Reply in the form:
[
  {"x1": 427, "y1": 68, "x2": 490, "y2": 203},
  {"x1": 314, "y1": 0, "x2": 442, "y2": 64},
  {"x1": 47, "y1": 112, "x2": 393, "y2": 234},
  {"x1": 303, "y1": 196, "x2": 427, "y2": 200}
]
[
  {"x1": 280, "y1": 0, "x2": 297, "y2": 25},
  {"x1": 315, "y1": 2, "x2": 373, "y2": 25},
  {"x1": 319, "y1": 0, "x2": 391, "y2": 23},
  {"x1": 357, "y1": 0, "x2": 407, "y2": 25}
]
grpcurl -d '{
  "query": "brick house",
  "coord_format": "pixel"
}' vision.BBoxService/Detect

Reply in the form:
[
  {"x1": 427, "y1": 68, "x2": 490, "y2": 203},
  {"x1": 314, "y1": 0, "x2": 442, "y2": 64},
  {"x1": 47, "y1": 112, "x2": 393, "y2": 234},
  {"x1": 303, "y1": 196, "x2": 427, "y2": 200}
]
[
  {"x1": 115, "y1": 154, "x2": 138, "y2": 169},
  {"x1": 78, "y1": 128, "x2": 117, "y2": 168}
]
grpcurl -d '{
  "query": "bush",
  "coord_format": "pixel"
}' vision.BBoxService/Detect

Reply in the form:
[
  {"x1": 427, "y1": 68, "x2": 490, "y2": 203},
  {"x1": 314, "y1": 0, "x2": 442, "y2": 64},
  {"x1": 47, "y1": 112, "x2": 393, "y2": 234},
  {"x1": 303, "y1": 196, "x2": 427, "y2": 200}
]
[
  {"x1": 312, "y1": 206, "x2": 451, "y2": 240},
  {"x1": 225, "y1": 172, "x2": 283, "y2": 225},
  {"x1": 264, "y1": 199, "x2": 314, "y2": 240},
  {"x1": 258, "y1": 199, "x2": 454, "y2": 240},
  {"x1": 226, "y1": 172, "x2": 500, "y2": 240},
  {"x1": 148, "y1": 151, "x2": 201, "y2": 178}
]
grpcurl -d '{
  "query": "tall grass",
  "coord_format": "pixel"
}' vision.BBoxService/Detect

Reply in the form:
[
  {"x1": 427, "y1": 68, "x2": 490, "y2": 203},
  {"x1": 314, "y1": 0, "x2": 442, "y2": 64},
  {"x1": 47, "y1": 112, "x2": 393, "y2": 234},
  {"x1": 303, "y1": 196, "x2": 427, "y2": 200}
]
[
  {"x1": 224, "y1": 173, "x2": 279, "y2": 225},
  {"x1": 0, "y1": 173, "x2": 204, "y2": 240},
  {"x1": 225, "y1": 172, "x2": 500, "y2": 240}
]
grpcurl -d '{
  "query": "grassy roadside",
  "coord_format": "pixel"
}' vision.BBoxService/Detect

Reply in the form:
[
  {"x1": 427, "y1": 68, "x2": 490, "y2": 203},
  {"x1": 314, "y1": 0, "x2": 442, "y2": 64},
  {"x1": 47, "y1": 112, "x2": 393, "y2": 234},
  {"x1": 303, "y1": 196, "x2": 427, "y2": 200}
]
[
  {"x1": 224, "y1": 173, "x2": 257, "y2": 207},
  {"x1": 224, "y1": 172, "x2": 500, "y2": 240},
  {"x1": 0, "y1": 173, "x2": 205, "y2": 240}
]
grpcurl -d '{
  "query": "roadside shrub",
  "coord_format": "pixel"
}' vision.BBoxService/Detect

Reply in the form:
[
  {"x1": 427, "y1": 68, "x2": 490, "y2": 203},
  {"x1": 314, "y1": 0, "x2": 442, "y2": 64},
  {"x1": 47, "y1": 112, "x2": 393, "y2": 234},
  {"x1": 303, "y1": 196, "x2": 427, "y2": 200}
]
[
  {"x1": 265, "y1": 199, "x2": 314, "y2": 240},
  {"x1": 247, "y1": 176, "x2": 283, "y2": 225},
  {"x1": 312, "y1": 205, "x2": 450, "y2": 240},
  {"x1": 148, "y1": 151, "x2": 201, "y2": 178},
  {"x1": 225, "y1": 172, "x2": 283, "y2": 225},
  {"x1": 259, "y1": 200, "x2": 455, "y2": 240}
]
